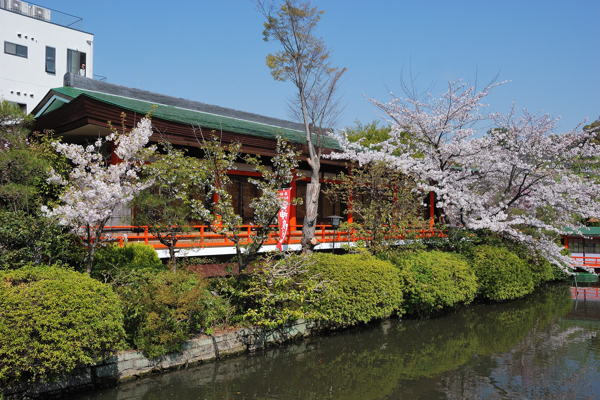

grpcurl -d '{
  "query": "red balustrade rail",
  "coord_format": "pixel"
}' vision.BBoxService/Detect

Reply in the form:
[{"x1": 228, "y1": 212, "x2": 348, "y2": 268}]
[
  {"x1": 101, "y1": 224, "x2": 446, "y2": 250},
  {"x1": 572, "y1": 256, "x2": 600, "y2": 269}
]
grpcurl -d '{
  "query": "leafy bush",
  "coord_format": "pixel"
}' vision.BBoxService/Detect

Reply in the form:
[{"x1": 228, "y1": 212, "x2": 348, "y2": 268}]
[
  {"x1": 213, "y1": 253, "x2": 329, "y2": 328},
  {"x1": 0, "y1": 266, "x2": 125, "y2": 385},
  {"x1": 113, "y1": 269, "x2": 227, "y2": 358},
  {"x1": 93, "y1": 242, "x2": 165, "y2": 279},
  {"x1": 506, "y1": 243, "x2": 565, "y2": 286},
  {"x1": 471, "y1": 245, "x2": 535, "y2": 301},
  {"x1": 0, "y1": 210, "x2": 84, "y2": 270},
  {"x1": 381, "y1": 250, "x2": 478, "y2": 315},
  {"x1": 310, "y1": 253, "x2": 402, "y2": 325}
]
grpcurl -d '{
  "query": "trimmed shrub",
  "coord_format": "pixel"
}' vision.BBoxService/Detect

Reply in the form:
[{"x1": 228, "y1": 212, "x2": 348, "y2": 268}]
[
  {"x1": 310, "y1": 253, "x2": 402, "y2": 325},
  {"x1": 381, "y1": 251, "x2": 478, "y2": 315},
  {"x1": 93, "y1": 242, "x2": 165, "y2": 279},
  {"x1": 0, "y1": 266, "x2": 125, "y2": 385},
  {"x1": 472, "y1": 245, "x2": 535, "y2": 301},
  {"x1": 113, "y1": 269, "x2": 227, "y2": 358}
]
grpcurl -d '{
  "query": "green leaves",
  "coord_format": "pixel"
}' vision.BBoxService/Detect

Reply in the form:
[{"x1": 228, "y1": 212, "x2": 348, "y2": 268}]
[
  {"x1": 382, "y1": 251, "x2": 478, "y2": 316},
  {"x1": 214, "y1": 253, "x2": 327, "y2": 328},
  {"x1": 0, "y1": 100, "x2": 67, "y2": 213},
  {"x1": 471, "y1": 245, "x2": 535, "y2": 301},
  {"x1": 0, "y1": 266, "x2": 125, "y2": 385},
  {"x1": 112, "y1": 269, "x2": 228, "y2": 358},
  {"x1": 0, "y1": 210, "x2": 84, "y2": 271},
  {"x1": 310, "y1": 253, "x2": 403, "y2": 325}
]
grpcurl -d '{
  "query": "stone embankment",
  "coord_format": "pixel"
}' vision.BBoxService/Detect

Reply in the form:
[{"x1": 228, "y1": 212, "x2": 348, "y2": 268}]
[{"x1": 3, "y1": 319, "x2": 318, "y2": 399}]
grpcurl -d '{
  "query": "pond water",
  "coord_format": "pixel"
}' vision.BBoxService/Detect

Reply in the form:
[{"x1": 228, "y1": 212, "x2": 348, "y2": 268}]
[{"x1": 73, "y1": 283, "x2": 600, "y2": 400}]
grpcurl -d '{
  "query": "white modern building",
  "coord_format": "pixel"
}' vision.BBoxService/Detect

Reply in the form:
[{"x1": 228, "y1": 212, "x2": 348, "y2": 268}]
[{"x1": 0, "y1": 0, "x2": 93, "y2": 113}]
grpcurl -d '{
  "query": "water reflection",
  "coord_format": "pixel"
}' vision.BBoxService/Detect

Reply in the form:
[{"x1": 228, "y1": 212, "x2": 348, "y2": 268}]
[{"x1": 74, "y1": 283, "x2": 600, "y2": 400}]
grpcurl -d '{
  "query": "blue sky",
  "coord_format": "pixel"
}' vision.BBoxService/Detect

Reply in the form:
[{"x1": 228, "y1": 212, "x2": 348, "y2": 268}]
[{"x1": 47, "y1": 0, "x2": 599, "y2": 132}]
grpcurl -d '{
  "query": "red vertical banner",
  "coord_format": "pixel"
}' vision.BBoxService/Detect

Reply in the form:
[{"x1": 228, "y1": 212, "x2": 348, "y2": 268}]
[{"x1": 277, "y1": 188, "x2": 292, "y2": 251}]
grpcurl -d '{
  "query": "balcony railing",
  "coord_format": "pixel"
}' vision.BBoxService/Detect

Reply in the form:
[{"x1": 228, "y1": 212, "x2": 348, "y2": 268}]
[
  {"x1": 1, "y1": 0, "x2": 84, "y2": 30},
  {"x1": 572, "y1": 256, "x2": 600, "y2": 269},
  {"x1": 95, "y1": 225, "x2": 600, "y2": 268},
  {"x1": 101, "y1": 224, "x2": 445, "y2": 257}
]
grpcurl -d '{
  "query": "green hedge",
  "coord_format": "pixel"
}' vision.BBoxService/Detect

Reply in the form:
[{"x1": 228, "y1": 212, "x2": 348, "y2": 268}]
[
  {"x1": 0, "y1": 266, "x2": 125, "y2": 385},
  {"x1": 113, "y1": 269, "x2": 227, "y2": 358},
  {"x1": 310, "y1": 253, "x2": 402, "y2": 325},
  {"x1": 381, "y1": 251, "x2": 478, "y2": 315},
  {"x1": 472, "y1": 245, "x2": 535, "y2": 301}
]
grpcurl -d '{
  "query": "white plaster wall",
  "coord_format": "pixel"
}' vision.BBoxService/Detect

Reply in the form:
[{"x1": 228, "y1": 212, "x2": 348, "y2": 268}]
[{"x1": 0, "y1": 7, "x2": 93, "y2": 113}]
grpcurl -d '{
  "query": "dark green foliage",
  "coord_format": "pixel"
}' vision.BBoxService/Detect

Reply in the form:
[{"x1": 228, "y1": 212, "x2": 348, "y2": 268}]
[
  {"x1": 310, "y1": 253, "x2": 402, "y2": 325},
  {"x1": 0, "y1": 265, "x2": 125, "y2": 385},
  {"x1": 0, "y1": 210, "x2": 84, "y2": 270},
  {"x1": 0, "y1": 101, "x2": 68, "y2": 213},
  {"x1": 472, "y1": 245, "x2": 535, "y2": 301},
  {"x1": 92, "y1": 242, "x2": 166, "y2": 280},
  {"x1": 381, "y1": 250, "x2": 478, "y2": 315},
  {"x1": 112, "y1": 269, "x2": 227, "y2": 358},
  {"x1": 212, "y1": 253, "x2": 328, "y2": 328}
]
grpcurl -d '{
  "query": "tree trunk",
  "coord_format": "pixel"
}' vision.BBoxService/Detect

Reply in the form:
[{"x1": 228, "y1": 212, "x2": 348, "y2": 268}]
[
  {"x1": 301, "y1": 181, "x2": 320, "y2": 254},
  {"x1": 86, "y1": 244, "x2": 95, "y2": 275},
  {"x1": 85, "y1": 224, "x2": 94, "y2": 274},
  {"x1": 168, "y1": 246, "x2": 177, "y2": 272}
]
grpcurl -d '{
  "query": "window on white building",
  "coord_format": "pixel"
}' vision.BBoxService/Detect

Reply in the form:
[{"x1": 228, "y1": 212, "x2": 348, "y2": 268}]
[
  {"x1": 45, "y1": 46, "x2": 56, "y2": 74},
  {"x1": 67, "y1": 49, "x2": 86, "y2": 76},
  {"x1": 4, "y1": 41, "x2": 27, "y2": 58}
]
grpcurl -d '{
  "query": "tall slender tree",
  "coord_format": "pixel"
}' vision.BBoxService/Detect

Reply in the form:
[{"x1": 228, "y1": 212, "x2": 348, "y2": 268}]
[{"x1": 257, "y1": 0, "x2": 346, "y2": 253}]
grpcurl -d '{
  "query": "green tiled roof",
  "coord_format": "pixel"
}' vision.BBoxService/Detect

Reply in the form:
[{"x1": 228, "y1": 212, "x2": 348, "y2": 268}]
[
  {"x1": 564, "y1": 227, "x2": 600, "y2": 236},
  {"x1": 49, "y1": 87, "x2": 341, "y2": 150}
]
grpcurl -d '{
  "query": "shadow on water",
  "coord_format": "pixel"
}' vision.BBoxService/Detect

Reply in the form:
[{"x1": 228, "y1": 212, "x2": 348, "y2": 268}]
[{"x1": 73, "y1": 283, "x2": 600, "y2": 400}]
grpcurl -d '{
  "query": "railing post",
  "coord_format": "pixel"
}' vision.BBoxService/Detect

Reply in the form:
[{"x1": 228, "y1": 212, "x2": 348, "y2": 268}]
[{"x1": 144, "y1": 226, "x2": 148, "y2": 245}]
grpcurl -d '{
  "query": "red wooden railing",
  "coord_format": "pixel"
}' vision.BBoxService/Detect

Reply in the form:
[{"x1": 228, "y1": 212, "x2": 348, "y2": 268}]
[
  {"x1": 102, "y1": 224, "x2": 445, "y2": 251},
  {"x1": 572, "y1": 256, "x2": 600, "y2": 269}
]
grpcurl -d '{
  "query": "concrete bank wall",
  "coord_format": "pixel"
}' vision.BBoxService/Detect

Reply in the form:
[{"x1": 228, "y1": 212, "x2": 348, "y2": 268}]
[{"x1": 3, "y1": 319, "x2": 318, "y2": 400}]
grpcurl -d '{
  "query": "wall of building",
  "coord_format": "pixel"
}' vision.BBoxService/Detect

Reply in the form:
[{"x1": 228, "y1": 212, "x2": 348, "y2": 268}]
[{"x1": 0, "y1": 4, "x2": 93, "y2": 113}]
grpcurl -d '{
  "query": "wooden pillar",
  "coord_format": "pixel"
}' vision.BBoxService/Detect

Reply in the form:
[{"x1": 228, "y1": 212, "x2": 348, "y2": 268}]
[
  {"x1": 564, "y1": 236, "x2": 569, "y2": 251},
  {"x1": 290, "y1": 177, "x2": 297, "y2": 230},
  {"x1": 110, "y1": 142, "x2": 121, "y2": 165}
]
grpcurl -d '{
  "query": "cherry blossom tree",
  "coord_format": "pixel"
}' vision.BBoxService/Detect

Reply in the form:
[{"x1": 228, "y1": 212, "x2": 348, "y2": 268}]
[
  {"x1": 42, "y1": 117, "x2": 155, "y2": 274},
  {"x1": 331, "y1": 80, "x2": 600, "y2": 271}
]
